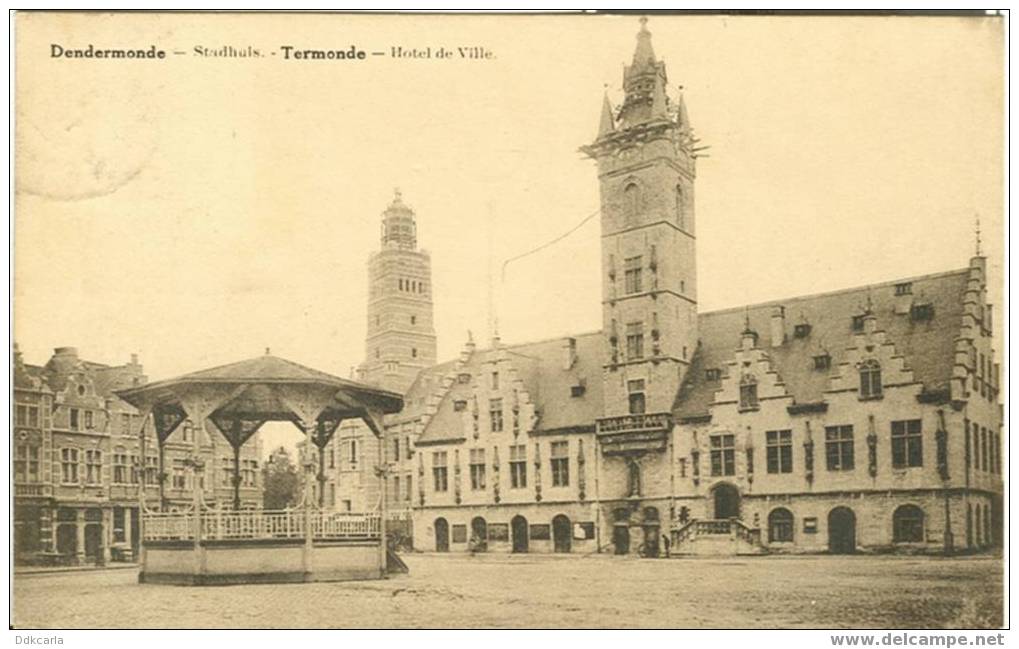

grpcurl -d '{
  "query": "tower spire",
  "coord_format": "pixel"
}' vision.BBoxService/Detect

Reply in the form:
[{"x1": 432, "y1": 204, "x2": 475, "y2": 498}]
[
  {"x1": 632, "y1": 16, "x2": 656, "y2": 69},
  {"x1": 380, "y1": 187, "x2": 417, "y2": 249},
  {"x1": 597, "y1": 89, "x2": 616, "y2": 138},
  {"x1": 677, "y1": 88, "x2": 691, "y2": 133},
  {"x1": 618, "y1": 16, "x2": 668, "y2": 128}
]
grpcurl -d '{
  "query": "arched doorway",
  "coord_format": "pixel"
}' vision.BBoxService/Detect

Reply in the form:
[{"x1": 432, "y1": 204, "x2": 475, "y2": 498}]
[
  {"x1": 471, "y1": 516, "x2": 488, "y2": 552},
  {"x1": 552, "y1": 514, "x2": 572, "y2": 553},
  {"x1": 641, "y1": 507, "x2": 660, "y2": 557},
  {"x1": 56, "y1": 523, "x2": 76, "y2": 556},
  {"x1": 828, "y1": 507, "x2": 856, "y2": 554},
  {"x1": 434, "y1": 517, "x2": 449, "y2": 552},
  {"x1": 612, "y1": 508, "x2": 630, "y2": 555},
  {"x1": 712, "y1": 483, "x2": 740, "y2": 519},
  {"x1": 511, "y1": 515, "x2": 529, "y2": 553}
]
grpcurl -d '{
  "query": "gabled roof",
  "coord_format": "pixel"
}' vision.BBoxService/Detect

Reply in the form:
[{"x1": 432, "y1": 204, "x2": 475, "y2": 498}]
[
  {"x1": 673, "y1": 268, "x2": 970, "y2": 420},
  {"x1": 415, "y1": 332, "x2": 603, "y2": 446},
  {"x1": 387, "y1": 358, "x2": 459, "y2": 425}
]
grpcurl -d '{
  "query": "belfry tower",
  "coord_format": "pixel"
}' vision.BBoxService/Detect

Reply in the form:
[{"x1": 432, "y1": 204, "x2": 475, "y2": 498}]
[
  {"x1": 583, "y1": 19, "x2": 698, "y2": 451},
  {"x1": 360, "y1": 189, "x2": 437, "y2": 394}
]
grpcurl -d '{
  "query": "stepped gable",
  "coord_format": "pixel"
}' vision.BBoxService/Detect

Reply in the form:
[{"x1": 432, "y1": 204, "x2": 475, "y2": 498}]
[
  {"x1": 415, "y1": 331, "x2": 604, "y2": 445},
  {"x1": 673, "y1": 268, "x2": 970, "y2": 420}
]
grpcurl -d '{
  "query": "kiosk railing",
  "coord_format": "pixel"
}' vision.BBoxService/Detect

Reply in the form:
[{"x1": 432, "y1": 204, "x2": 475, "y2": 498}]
[{"x1": 143, "y1": 509, "x2": 380, "y2": 541}]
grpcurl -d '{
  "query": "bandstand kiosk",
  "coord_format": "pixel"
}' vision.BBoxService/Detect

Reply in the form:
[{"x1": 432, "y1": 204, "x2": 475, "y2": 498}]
[{"x1": 115, "y1": 353, "x2": 404, "y2": 585}]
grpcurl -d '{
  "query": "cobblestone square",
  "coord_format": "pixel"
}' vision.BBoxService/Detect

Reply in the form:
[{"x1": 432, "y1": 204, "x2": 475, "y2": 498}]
[{"x1": 13, "y1": 553, "x2": 1003, "y2": 629}]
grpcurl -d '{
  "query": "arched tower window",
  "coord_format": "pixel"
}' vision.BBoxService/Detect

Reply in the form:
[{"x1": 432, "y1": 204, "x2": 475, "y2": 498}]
[
  {"x1": 623, "y1": 182, "x2": 640, "y2": 226},
  {"x1": 859, "y1": 359, "x2": 882, "y2": 399},
  {"x1": 675, "y1": 183, "x2": 685, "y2": 229},
  {"x1": 892, "y1": 504, "x2": 924, "y2": 543}
]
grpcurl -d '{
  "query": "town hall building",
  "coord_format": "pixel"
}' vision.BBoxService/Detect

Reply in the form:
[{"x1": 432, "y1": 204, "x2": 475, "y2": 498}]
[
  {"x1": 360, "y1": 20, "x2": 1002, "y2": 558},
  {"x1": 334, "y1": 19, "x2": 1003, "y2": 556}
]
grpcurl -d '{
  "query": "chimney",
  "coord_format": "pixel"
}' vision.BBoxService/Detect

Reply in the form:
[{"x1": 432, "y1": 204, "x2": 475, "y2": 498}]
[
  {"x1": 893, "y1": 282, "x2": 913, "y2": 315},
  {"x1": 770, "y1": 306, "x2": 786, "y2": 347},
  {"x1": 563, "y1": 337, "x2": 577, "y2": 370},
  {"x1": 130, "y1": 353, "x2": 139, "y2": 366}
]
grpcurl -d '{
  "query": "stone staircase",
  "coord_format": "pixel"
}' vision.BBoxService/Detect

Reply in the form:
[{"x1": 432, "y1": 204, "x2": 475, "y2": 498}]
[{"x1": 670, "y1": 519, "x2": 766, "y2": 556}]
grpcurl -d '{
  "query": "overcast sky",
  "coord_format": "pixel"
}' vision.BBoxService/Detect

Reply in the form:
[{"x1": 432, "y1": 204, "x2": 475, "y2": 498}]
[{"x1": 15, "y1": 13, "x2": 1004, "y2": 456}]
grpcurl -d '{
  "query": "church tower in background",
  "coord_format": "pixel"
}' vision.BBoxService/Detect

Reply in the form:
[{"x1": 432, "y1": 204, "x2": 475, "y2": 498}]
[
  {"x1": 360, "y1": 190, "x2": 438, "y2": 394},
  {"x1": 584, "y1": 18, "x2": 699, "y2": 421}
]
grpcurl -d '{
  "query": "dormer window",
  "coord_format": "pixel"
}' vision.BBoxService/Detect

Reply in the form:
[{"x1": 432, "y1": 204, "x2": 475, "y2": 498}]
[
  {"x1": 910, "y1": 303, "x2": 934, "y2": 322},
  {"x1": 570, "y1": 379, "x2": 586, "y2": 398},
  {"x1": 453, "y1": 400, "x2": 467, "y2": 412},
  {"x1": 813, "y1": 354, "x2": 832, "y2": 371},
  {"x1": 894, "y1": 282, "x2": 913, "y2": 296},
  {"x1": 457, "y1": 373, "x2": 471, "y2": 384},
  {"x1": 793, "y1": 323, "x2": 812, "y2": 339},
  {"x1": 851, "y1": 315, "x2": 865, "y2": 332},
  {"x1": 859, "y1": 359, "x2": 883, "y2": 400},
  {"x1": 705, "y1": 368, "x2": 721, "y2": 382}
]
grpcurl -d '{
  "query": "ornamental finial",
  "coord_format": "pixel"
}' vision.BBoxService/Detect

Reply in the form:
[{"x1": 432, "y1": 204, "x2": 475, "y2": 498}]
[{"x1": 975, "y1": 213, "x2": 982, "y2": 256}]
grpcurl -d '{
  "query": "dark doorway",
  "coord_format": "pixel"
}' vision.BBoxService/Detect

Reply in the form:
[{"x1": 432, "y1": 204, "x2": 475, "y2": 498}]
[
  {"x1": 511, "y1": 515, "x2": 529, "y2": 553},
  {"x1": 130, "y1": 508, "x2": 140, "y2": 554},
  {"x1": 552, "y1": 514, "x2": 572, "y2": 553},
  {"x1": 612, "y1": 508, "x2": 631, "y2": 555},
  {"x1": 85, "y1": 524, "x2": 103, "y2": 560},
  {"x1": 434, "y1": 517, "x2": 449, "y2": 552},
  {"x1": 471, "y1": 516, "x2": 488, "y2": 552},
  {"x1": 613, "y1": 525, "x2": 630, "y2": 555},
  {"x1": 642, "y1": 507, "x2": 660, "y2": 557},
  {"x1": 712, "y1": 483, "x2": 740, "y2": 519},
  {"x1": 56, "y1": 524, "x2": 76, "y2": 557},
  {"x1": 828, "y1": 507, "x2": 856, "y2": 554}
]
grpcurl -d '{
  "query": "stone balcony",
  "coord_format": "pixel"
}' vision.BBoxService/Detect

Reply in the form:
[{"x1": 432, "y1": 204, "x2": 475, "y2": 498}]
[{"x1": 595, "y1": 412, "x2": 672, "y2": 455}]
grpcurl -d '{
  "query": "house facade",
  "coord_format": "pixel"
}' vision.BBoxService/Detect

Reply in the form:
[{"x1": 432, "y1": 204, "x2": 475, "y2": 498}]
[{"x1": 12, "y1": 345, "x2": 263, "y2": 565}]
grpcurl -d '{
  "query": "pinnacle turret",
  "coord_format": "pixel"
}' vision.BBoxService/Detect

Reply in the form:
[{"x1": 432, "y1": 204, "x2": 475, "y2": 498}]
[{"x1": 597, "y1": 92, "x2": 616, "y2": 138}]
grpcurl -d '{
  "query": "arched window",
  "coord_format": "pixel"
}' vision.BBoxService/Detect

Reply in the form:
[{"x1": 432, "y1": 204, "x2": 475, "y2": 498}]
[
  {"x1": 623, "y1": 183, "x2": 640, "y2": 225},
  {"x1": 768, "y1": 508, "x2": 794, "y2": 543},
  {"x1": 974, "y1": 506, "x2": 983, "y2": 545},
  {"x1": 675, "y1": 183, "x2": 685, "y2": 229},
  {"x1": 859, "y1": 359, "x2": 882, "y2": 399},
  {"x1": 739, "y1": 374, "x2": 759, "y2": 410},
  {"x1": 892, "y1": 504, "x2": 924, "y2": 543},
  {"x1": 984, "y1": 504, "x2": 992, "y2": 546},
  {"x1": 966, "y1": 504, "x2": 973, "y2": 547}
]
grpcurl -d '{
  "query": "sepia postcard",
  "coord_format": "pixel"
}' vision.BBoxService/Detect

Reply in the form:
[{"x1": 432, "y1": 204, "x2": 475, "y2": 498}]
[{"x1": 9, "y1": 10, "x2": 1006, "y2": 636}]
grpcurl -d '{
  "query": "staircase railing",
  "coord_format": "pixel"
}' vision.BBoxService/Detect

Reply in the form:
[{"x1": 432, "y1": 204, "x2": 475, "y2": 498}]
[
  {"x1": 731, "y1": 518, "x2": 762, "y2": 546},
  {"x1": 671, "y1": 518, "x2": 763, "y2": 550}
]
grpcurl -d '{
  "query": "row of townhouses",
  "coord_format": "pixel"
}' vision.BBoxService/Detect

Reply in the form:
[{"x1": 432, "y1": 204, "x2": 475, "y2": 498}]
[{"x1": 12, "y1": 345, "x2": 262, "y2": 564}]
